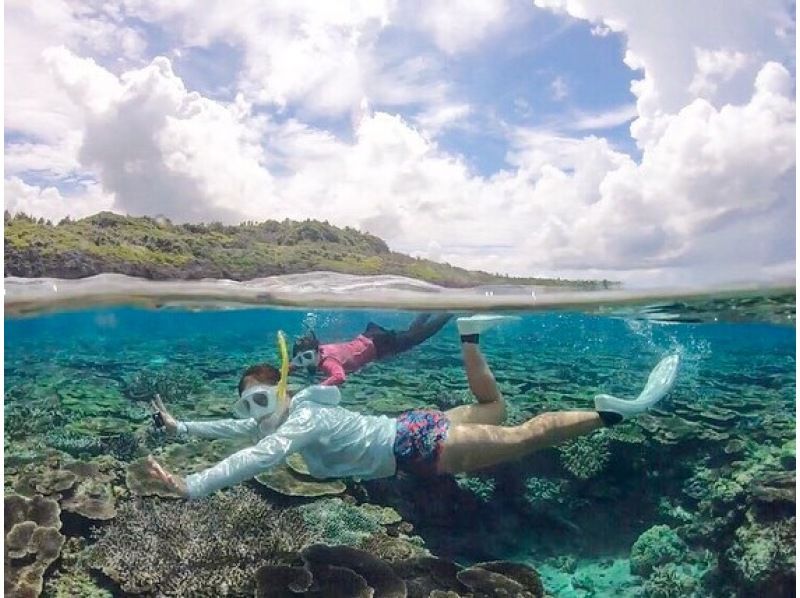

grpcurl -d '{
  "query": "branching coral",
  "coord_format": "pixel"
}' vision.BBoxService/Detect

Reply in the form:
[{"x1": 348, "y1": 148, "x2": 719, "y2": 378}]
[
  {"x1": 642, "y1": 563, "x2": 699, "y2": 598},
  {"x1": 100, "y1": 432, "x2": 140, "y2": 462},
  {"x1": 523, "y1": 476, "x2": 568, "y2": 508},
  {"x1": 630, "y1": 525, "x2": 689, "y2": 577},
  {"x1": 44, "y1": 568, "x2": 113, "y2": 598},
  {"x1": 44, "y1": 431, "x2": 105, "y2": 458},
  {"x1": 121, "y1": 366, "x2": 203, "y2": 404},
  {"x1": 726, "y1": 510, "x2": 795, "y2": 593},
  {"x1": 298, "y1": 498, "x2": 383, "y2": 546},
  {"x1": 558, "y1": 433, "x2": 611, "y2": 480},
  {"x1": 455, "y1": 475, "x2": 496, "y2": 503},
  {"x1": 89, "y1": 487, "x2": 313, "y2": 595}
]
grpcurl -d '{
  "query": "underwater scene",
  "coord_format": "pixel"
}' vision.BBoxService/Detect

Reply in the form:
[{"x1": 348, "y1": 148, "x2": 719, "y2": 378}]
[{"x1": 4, "y1": 296, "x2": 796, "y2": 597}]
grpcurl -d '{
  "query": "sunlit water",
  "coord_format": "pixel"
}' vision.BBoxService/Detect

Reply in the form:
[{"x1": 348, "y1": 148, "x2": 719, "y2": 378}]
[{"x1": 3, "y1": 275, "x2": 796, "y2": 597}]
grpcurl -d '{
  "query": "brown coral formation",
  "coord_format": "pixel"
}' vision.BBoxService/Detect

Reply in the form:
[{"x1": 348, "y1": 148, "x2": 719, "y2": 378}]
[
  {"x1": 125, "y1": 458, "x2": 185, "y2": 498},
  {"x1": 255, "y1": 545, "x2": 546, "y2": 598},
  {"x1": 255, "y1": 464, "x2": 347, "y2": 497},
  {"x1": 4, "y1": 494, "x2": 66, "y2": 598},
  {"x1": 61, "y1": 478, "x2": 116, "y2": 520}
]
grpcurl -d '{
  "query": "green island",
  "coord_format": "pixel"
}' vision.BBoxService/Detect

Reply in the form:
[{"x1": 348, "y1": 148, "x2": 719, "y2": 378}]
[{"x1": 4, "y1": 211, "x2": 616, "y2": 288}]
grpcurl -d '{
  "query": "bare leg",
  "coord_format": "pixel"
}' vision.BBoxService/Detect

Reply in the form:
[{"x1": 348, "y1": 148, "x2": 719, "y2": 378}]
[
  {"x1": 445, "y1": 343, "x2": 505, "y2": 425},
  {"x1": 438, "y1": 411, "x2": 603, "y2": 474},
  {"x1": 395, "y1": 314, "x2": 453, "y2": 348},
  {"x1": 408, "y1": 313, "x2": 432, "y2": 331}
]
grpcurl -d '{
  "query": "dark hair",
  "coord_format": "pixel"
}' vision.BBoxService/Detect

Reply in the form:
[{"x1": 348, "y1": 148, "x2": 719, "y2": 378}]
[
  {"x1": 292, "y1": 331, "x2": 320, "y2": 357},
  {"x1": 238, "y1": 363, "x2": 281, "y2": 396}
]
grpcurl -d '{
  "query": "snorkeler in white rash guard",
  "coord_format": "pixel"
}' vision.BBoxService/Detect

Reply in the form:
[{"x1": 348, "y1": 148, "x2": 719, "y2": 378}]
[{"x1": 145, "y1": 315, "x2": 681, "y2": 499}]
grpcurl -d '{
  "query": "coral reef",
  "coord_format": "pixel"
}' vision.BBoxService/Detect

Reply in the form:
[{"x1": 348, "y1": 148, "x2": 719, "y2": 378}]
[
  {"x1": 4, "y1": 303, "x2": 795, "y2": 596},
  {"x1": 9, "y1": 455, "x2": 121, "y2": 530},
  {"x1": 124, "y1": 458, "x2": 187, "y2": 498},
  {"x1": 725, "y1": 506, "x2": 795, "y2": 594},
  {"x1": 100, "y1": 432, "x2": 140, "y2": 462},
  {"x1": 61, "y1": 478, "x2": 117, "y2": 520},
  {"x1": 302, "y1": 543, "x2": 406, "y2": 597},
  {"x1": 629, "y1": 525, "x2": 689, "y2": 577},
  {"x1": 44, "y1": 567, "x2": 113, "y2": 598},
  {"x1": 255, "y1": 464, "x2": 347, "y2": 497},
  {"x1": 457, "y1": 561, "x2": 544, "y2": 597},
  {"x1": 286, "y1": 452, "x2": 312, "y2": 475},
  {"x1": 455, "y1": 474, "x2": 496, "y2": 503},
  {"x1": 360, "y1": 532, "x2": 429, "y2": 562},
  {"x1": 298, "y1": 498, "x2": 384, "y2": 546},
  {"x1": 255, "y1": 545, "x2": 545, "y2": 598},
  {"x1": 359, "y1": 503, "x2": 404, "y2": 525},
  {"x1": 5, "y1": 494, "x2": 66, "y2": 598},
  {"x1": 558, "y1": 433, "x2": 611, "y2": 480},
  {"x1": 43, "y1": 431, "x2": 105, "y2": 459},
  {"x1": 523, "y1": 476, "x2": 568, "y2": 507},
  {"x1": 89, "y1": 486, "x2": 313, "y2": 595},
  {"x1": 121, "y1": 365, "x2": 204, "y2": 404},
  {"x1": 641, "y1": 563, "x2": 700, "y2": 598}
]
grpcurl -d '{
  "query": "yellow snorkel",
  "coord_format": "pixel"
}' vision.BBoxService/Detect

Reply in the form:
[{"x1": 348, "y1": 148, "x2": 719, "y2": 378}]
[{"x1": 276, "y1": 330, "x2": 290, "y2": 403}]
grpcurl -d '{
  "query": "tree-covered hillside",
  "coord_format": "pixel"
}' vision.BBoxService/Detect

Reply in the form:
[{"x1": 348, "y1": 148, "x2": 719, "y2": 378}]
[{"x1": 4, "y1": 211, "x2": 615, "y2": 288}]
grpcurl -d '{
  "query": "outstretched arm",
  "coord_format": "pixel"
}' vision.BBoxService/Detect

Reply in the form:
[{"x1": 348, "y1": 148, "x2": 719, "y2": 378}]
[
  {"x1": 177, "y1": 418, "x2": 260, "y2": 441},
  {"x1": 151, "y1": 395, "x2": 259, "y2": 441},
  {"x1": 183, "y1": 406, "x2": 319, "y2": 498},
  {"x1": 146, "y1": 406, "x2": 320, "y2": 499},
  {"x1": 319, "y1": 357, "x2": 346, "y2": 386}
]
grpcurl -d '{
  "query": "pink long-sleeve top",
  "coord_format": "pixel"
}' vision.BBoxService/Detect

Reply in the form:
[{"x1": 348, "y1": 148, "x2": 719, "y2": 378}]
[{"x1": 318, "y1": 335, "x2": 377, "y2": 385}]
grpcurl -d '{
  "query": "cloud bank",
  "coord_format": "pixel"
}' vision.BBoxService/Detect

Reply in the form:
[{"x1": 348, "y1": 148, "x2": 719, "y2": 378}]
[{"x1": 5, "y1": 0, "x2": 795, "y2": 286}]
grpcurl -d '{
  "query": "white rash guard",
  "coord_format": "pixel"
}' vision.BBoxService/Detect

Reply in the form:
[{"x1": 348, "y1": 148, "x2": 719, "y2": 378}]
[{"x1": 177, "y1": 385, "x2": 398, "y2": 499}]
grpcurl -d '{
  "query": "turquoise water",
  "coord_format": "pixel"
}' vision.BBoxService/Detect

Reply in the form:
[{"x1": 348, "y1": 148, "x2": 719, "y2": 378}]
[{"x1": 4, "y1": 303, "x2": 796, "y2": 597}]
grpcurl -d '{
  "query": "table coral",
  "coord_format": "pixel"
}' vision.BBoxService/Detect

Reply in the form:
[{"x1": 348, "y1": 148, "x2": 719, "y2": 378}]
[
  {"x1": 255, "y1": 464, "x2": 346, "y2": 497},
  {"x1": 4, "y1": 494, "x2": 66, "y2": 598}
]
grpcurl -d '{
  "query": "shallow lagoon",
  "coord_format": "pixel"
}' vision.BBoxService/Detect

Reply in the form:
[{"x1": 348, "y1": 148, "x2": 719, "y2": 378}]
[{"x1": 4, "y1": 293, "x2": 796, "y2": 597}]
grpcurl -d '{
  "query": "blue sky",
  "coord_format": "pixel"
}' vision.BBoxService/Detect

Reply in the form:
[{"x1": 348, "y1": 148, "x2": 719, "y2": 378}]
[{"x1": 4, "y1": 1, "x2": 795, "y2": 285}]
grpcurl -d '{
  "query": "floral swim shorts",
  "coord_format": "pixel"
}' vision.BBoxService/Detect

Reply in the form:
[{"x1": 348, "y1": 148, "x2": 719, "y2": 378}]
[{"x1": 394, "y1": 409, "x2": 450, "y2": 477}]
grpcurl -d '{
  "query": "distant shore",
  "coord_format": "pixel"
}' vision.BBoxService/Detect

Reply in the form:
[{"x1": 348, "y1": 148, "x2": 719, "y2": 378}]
[{"x1": 4, "y1": 211, "x2": 618, "y2": 289}]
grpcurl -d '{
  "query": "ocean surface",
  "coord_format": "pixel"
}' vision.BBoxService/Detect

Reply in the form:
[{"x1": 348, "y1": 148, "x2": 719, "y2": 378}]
[{"x1": 3, "y1": 275, "x2": 796, "y2": 597}]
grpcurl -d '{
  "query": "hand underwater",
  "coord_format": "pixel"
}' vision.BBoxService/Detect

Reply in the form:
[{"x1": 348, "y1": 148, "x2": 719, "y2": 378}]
[
  {"x1": 145, "y1": 455, "x2": 188, "y2": 498},
  {"x1": 151, "y1": 395, "x2": 179, "y2": 435}
]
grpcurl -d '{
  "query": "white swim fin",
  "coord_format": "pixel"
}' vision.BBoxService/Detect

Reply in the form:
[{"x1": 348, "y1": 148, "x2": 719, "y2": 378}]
[
  {"x1": 457, "y1": 314, "x2": 520, "y2": 336},
  {"x1": 594, "y1": 354, "x2": 681, "y2": 425}
]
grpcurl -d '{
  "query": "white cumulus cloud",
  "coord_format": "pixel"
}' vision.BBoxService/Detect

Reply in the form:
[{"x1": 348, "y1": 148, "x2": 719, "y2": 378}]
[
  {"x1": 5, "y1": 177, "x2": 114, "y2": 222},
  {"x1": 4, "y1": 0, "x2": 795, "y2": 287}
]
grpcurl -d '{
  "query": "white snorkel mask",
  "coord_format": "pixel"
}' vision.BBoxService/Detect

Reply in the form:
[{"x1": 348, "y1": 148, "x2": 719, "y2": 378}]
[
  {"x1": 232, "y1": 384, "x2": 279, "y2": 420},
  {"x1": 233, "y1": 331, "x2": 291, "y2": 421},
  {"x1": 291, "y1": 349, "x2": 320, "y2": 368}
]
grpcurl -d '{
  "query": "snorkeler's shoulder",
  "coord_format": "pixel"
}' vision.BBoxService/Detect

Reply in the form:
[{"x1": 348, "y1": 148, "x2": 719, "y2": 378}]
[{"x1": 289, "y1": 384, "x2": 343, "y2": 408}]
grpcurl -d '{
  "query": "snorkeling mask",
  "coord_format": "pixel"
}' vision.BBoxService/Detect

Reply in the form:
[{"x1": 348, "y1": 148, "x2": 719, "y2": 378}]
[
  {"x1": 233, "y1": 331, "x2": 291, "y2": 420},
  {"x1": 291, "y1": 349, "x2": 320, "y2": 368},
  {"x1": 233, "y1": 384, "x2": 280, "y2": 419}
]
